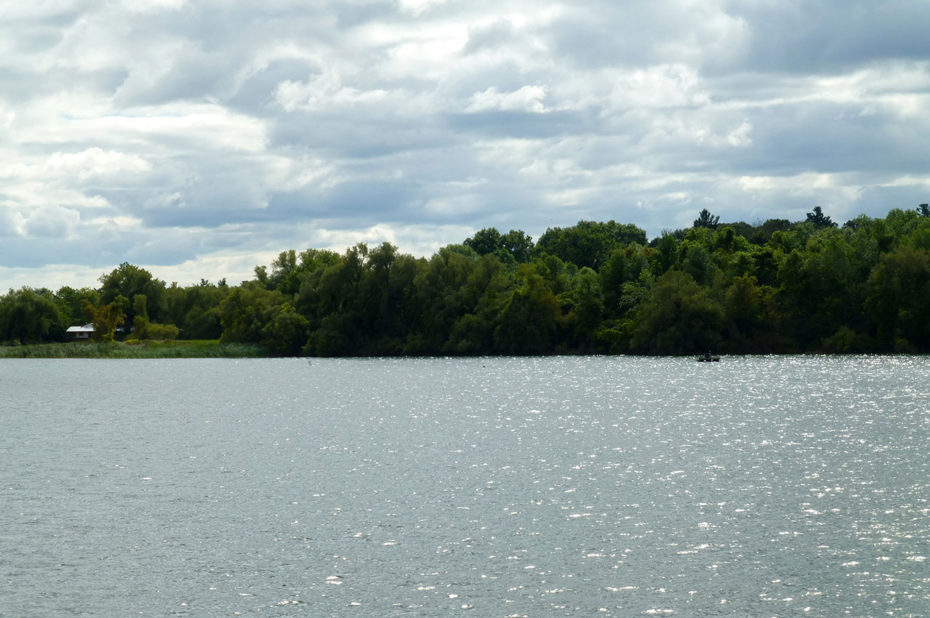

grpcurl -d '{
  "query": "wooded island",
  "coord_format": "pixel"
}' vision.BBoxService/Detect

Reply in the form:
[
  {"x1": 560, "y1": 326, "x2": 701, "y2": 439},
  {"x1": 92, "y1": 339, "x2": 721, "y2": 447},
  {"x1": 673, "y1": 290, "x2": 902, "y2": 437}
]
[{"x1": 3, "y1": 205, "x2": 930, "y2": 356}]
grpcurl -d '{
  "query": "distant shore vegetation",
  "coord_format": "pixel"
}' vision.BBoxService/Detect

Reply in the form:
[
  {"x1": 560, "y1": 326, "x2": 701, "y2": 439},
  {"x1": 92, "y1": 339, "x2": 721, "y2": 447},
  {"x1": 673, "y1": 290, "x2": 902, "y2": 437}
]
[
  {"x1": 0, "y1": 340, "x2": 266, "y2": 359},
  {"x1": 3, "y1": 205, "x2": 930, "y2": 357}
]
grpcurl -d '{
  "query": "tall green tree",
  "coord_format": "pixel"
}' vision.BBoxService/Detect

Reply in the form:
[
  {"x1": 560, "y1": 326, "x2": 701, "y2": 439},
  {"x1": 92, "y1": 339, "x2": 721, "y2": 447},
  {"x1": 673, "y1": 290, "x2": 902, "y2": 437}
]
[
  {"x1": 99, "y1": 263, "x2": 167, "y2": 324},
  {"x1": 132, "y1": 294, "x2": 150, "y2": 339},
  {"x1": 219, "y1": 285, "x2": 281, "y2": 345},
  {"x1": 55, "y1": 286, "x2": 100, "y2": 326},
  {"x1": 83, "y1": 296, "x2": 128, "y2": 342},
  {"x1": 693, "y1": 209, "x2": 720, "y2": 229},
  {"x1": 464, "y1": 228, "x2": 534, "y2": 263},
  {"x1": 630, "y1": 270, "x2": 725, "y2": 354},
  {"x1": 163, "y1": 280, "x2": 228, "y2": 340},
  {"x1": 866, "y1": 246, "x2": 930, "y2": 350},
  {"x1": 0, "y1": 288, "x2": 63, "y2": 344},
  {"x1": 493, "y1": 263, "x2": 562, "y2": 354},
  {"x1": 261, "y1": 303, "x2": 310, "y2": 355},
  {"x1": 567, "y1": 267, "x2": 605, "y2": 348},
  {"x1": 806, "y1": 206, "x2": 836, "y2": 228},
  {"x1": 464, "y1": 228, "x2": 503, "y2": 256},
  {"x1": 776, "y1": 228, "x2": 873, "y2": 349},
  {"x1": 500, "y1": 229, "x2": 534, "y2": 263},
  {"x1": 444, "y1": 257, "x2": 513, "y2": 354},
  {"x1": 536, "y1": 221, "x2": 646, "y2": 270},
  {"x1": 404, "y1": 246, "x2": 480, "y2": 353},
  {"x1": 723, "y1": 275, "x2": 777, "y2": 352}
]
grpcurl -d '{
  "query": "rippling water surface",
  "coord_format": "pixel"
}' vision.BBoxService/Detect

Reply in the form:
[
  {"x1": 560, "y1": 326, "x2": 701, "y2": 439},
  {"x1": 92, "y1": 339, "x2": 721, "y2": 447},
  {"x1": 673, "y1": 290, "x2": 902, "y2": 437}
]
[{"x1": 2, "y1": 356, "x2": 929, "y2": 616}]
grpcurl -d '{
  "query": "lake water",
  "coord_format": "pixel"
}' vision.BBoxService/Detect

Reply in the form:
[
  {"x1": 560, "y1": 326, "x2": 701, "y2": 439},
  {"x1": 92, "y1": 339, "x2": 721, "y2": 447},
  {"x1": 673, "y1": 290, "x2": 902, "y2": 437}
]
[{"x1": 1, "y1": 356, "x2": 928, "y2": 616}]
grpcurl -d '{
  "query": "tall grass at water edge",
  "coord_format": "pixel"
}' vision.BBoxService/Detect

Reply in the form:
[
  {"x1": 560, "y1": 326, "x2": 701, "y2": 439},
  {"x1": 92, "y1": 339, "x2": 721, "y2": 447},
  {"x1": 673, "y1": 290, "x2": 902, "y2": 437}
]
[{"x1": 0, "y1": 340, "x2": 266, "y2": 359}]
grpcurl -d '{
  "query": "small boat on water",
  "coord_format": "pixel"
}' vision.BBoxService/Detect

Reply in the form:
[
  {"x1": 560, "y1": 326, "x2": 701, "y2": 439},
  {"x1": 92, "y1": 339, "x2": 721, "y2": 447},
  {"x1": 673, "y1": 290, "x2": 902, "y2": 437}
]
[{"x1": 697, "y1": 352, "x2": 720, "y2": 362}]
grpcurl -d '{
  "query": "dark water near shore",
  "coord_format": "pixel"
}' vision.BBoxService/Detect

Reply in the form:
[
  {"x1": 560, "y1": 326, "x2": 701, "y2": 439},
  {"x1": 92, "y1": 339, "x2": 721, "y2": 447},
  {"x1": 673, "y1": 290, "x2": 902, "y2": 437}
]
[{"x1": 1, "y1": 356, "x2": 928, "y2": 616}]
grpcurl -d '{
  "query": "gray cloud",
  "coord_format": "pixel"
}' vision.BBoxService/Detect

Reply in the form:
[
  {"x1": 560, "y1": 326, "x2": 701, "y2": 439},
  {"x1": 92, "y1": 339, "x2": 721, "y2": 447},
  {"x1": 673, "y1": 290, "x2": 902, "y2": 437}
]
[{"x1": 720, "y1": 0, "x2": 930, "y2": 74}]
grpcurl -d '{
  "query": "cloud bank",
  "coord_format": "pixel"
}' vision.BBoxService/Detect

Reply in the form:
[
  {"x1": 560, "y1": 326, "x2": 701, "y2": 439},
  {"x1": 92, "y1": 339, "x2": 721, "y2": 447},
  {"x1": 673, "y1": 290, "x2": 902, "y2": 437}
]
[{"x1": 1, "y1": 0, "x2": 928, "y2": 288}]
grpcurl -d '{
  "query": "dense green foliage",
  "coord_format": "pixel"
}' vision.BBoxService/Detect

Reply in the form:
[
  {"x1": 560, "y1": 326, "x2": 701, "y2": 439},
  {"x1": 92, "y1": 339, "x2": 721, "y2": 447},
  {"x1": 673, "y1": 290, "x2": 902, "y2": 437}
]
[{"x1": 4, "y1": 205, "x2": 930, "y2": 356}]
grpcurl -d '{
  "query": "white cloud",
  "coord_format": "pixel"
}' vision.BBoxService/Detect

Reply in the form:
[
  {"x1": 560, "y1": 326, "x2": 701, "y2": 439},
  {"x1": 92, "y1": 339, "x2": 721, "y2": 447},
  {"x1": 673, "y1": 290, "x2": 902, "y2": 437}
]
[
  {"x1": 274, "y1": 74, "x2": 390, "y2": 112},
  {"x1": 466, "y1": 85, "x2": 548, "y2": 113},
  {"x1": 397, "y1": 0, "x2": 450, "y2": 16},
  {"x1": 605, "y1": 64, "x2": 711, "y2": 110},
  {"x1": 726, "y1": 121, "x2": 753, "y2": 148},
  {"x1": 124, "y1": 0, "x2": 187, "y2": 13},
  {"x1": 70, "y1": 105, "x2": 268, "y2": 153},
  {"x1": 43, "y1": 148, "x2": 151, "y2": 182}
]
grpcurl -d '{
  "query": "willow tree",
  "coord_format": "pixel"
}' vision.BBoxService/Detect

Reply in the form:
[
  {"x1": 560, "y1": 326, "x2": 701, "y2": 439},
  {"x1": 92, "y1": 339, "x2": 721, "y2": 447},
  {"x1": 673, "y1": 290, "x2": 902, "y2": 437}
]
[{"x1": 82, "y1": 296, "x2": 128, "y2": 342}]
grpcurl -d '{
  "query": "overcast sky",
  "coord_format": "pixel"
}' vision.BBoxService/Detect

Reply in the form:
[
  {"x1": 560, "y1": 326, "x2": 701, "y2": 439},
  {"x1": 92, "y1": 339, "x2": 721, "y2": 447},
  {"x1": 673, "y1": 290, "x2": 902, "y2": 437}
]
[{"x1": 2, "y1": 0, "x2": 929, "y2": 290}]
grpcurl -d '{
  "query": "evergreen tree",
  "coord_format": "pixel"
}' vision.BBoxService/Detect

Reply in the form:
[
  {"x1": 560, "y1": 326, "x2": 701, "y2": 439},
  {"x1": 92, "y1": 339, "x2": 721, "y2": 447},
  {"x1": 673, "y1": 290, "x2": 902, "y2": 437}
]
[
  {"x1": 693, "y1": 209, "x2": 720, "y2": 229},
  {"x1": 806, "y1": 206, "x2": 837, "y2": 228}
]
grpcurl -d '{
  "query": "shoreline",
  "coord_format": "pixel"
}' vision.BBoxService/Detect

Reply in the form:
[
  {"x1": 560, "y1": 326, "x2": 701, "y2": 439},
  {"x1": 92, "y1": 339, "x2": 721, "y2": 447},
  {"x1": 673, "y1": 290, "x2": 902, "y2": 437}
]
[{"x1": 0, "y1": 342, "x2": 923, "y2": 359}]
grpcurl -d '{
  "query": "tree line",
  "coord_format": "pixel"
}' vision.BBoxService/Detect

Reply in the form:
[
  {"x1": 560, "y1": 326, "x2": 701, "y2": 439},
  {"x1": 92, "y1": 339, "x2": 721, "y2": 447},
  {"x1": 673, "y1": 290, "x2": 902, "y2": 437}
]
[{"x1": 3, "y1": 204, "x2": 930, "y2": 355}]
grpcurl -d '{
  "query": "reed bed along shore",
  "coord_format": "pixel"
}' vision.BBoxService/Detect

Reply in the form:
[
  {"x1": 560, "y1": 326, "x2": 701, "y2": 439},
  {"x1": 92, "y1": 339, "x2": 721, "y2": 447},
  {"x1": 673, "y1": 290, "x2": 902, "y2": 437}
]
[{"x1": 0, "y1": 340, "x2": 266, "y2": 359}]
